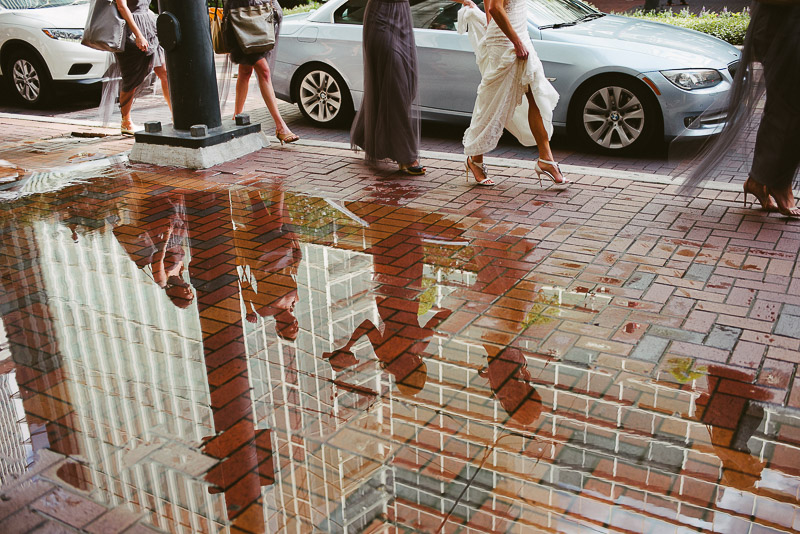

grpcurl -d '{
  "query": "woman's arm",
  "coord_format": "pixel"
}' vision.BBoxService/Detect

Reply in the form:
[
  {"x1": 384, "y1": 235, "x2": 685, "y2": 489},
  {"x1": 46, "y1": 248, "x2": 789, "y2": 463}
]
[
  {"x1": 452, "y1": 0, "x2": 478, "y2": 8},
  {"x1": 484, "y1": 0, "x2": 529, "y2": 58},
  {"x1": 115, "y1": 0, "x2": 148, "y2": 52}
]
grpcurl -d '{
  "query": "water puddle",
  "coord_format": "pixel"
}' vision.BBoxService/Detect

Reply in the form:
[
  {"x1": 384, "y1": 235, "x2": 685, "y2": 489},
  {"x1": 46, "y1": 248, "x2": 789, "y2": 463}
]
[{"x1": 0, "y1": 170, "x2": 798, "y2": 533}]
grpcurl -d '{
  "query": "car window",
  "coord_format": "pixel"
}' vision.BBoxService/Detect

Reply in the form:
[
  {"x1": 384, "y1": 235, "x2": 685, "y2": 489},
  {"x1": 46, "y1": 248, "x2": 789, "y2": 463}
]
[
  {"x1": 333, "y1": 0, "x2": 484, "y2": 30},
  {"x1": 333, "y1": 0, "x2": 368, "y2": 24},
  {"x1": 424, "y1": 0, "x2": 484, "y2": 31},
  {"x1": 0, "y1": 0, "x2": 88, "y2": 7},
  {"x1": 526, "y1": 0, "x2": 597, "y2": 27}
]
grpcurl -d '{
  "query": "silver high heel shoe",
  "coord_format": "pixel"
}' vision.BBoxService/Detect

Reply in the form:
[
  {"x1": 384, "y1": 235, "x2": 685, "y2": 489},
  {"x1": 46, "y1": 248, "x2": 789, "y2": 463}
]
[
  {"x1": 466, "y1": 156, "x2": 495, "y2": 186},
  {"x1": 534, "y1": 158, "x2": 570, "y2": 186}
]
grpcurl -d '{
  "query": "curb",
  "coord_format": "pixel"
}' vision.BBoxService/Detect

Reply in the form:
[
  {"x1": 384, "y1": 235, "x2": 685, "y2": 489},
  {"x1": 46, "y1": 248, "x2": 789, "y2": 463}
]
[{"x1": 0, "y1": 112, "x2": 756, "y2": 195}]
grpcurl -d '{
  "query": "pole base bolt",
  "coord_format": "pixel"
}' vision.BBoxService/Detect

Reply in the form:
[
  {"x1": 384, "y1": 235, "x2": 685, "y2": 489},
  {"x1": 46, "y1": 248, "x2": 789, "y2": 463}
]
[
  {"x1": 144, "y1": 121, "x2": 162, "y2": 133},
  {"x1": 190, "y1": 124, "x2": 208, "y2": 137},
  {"x1": 235, "y1": 114, "x2": 251, "y2": 126}
]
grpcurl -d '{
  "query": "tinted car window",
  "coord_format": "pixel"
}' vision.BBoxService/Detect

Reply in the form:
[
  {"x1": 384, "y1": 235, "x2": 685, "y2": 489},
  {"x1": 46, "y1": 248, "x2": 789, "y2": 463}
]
[
  {"x1": 333, "y1": 0, "x2": 368, "y2": 24},
  {"x1": 333, "y1": 0, "x2": 485, "y2": 29},
  {"x1": 425, "y1": 0, "x2": 484, "y2": 30}
]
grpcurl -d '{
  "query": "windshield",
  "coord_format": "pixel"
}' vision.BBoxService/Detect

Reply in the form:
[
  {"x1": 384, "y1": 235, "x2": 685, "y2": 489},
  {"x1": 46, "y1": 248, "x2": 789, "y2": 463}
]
[
  {"x1": 526, "y1": 0, "x2": 599, "y2": 27},
  {"x1": 0, "y1": 0, "x2": 88, "y2": 8}
]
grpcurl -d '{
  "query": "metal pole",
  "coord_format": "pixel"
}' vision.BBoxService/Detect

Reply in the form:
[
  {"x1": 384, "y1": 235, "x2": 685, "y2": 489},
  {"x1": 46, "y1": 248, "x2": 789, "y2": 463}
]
[{"x1": 157, "y1": 0, "x2": 222, "y2": 131}]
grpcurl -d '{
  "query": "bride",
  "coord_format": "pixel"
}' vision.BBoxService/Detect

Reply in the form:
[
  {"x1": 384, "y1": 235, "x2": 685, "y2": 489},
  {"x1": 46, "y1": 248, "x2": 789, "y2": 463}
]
[{"x1": 457, "y1": 0, "x2": 566, "y2": 187}]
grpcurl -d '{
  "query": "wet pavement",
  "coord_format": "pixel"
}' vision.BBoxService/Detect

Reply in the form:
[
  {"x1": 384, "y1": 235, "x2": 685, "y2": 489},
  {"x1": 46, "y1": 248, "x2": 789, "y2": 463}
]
[{"x1": 1, "y1": 119, "x2": 800, "y2": 534}]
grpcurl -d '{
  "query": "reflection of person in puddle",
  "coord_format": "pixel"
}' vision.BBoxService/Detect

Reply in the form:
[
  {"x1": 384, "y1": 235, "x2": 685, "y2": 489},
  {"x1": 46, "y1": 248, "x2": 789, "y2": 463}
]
[
  {"x1": 235, "y1": 191, "x2": 302, "y2": 341},
  {"x1": 480, "y1": 346, "x2": 543, "y2": 425},
  {"x1": 322, "y1": 299, "x2": 450, "y2": 396},
  {"x1": 113, "y1": 194, "x2": 194, "y2": 308},
  {"x1": 698, "y1": 365, "x2": 771, "y2": 491}
]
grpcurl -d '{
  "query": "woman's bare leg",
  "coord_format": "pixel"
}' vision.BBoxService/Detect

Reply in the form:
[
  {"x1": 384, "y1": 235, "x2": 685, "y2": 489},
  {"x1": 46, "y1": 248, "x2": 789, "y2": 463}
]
[
  {"x1": 120, "y1": 89, "x2": 135, "y2": 127},
  {"x1": 154, "y1": 65, "x2": 171, "y2": 113},
  {"x1": 525, "y1": 90, "x2": 565, "y2": 183},
  {"x1": 252, "y1": 58, "x2": 292, "y2": 135},
  {"x1": 235, "y1": 64, "x2": 253, "y2": 117}
]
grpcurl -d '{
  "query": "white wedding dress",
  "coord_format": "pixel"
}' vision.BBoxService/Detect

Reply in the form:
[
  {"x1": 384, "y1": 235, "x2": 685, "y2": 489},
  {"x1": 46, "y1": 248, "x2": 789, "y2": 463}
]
[{"x1": 458, "y1": 1, "x2": 559, "y2": 156}]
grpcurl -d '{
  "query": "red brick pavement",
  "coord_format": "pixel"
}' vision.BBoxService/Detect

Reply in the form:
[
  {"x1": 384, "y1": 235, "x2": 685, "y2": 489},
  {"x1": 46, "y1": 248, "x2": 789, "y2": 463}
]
[{"x1": 0, "y1": 117, "x2": 799, "y2": 533}]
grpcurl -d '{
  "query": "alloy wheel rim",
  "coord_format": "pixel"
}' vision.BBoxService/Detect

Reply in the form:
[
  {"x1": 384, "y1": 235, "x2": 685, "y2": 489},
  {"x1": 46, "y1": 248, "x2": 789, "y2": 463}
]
[
  {"x1": 12, "y1": 59, "x2": 40, "y2": 102},
  {"x1": 299, "y1": 70, "x2": 342, "y2": 122},
  {"x1": 582, "y1": 86, "x2": 644, "y2": 149}
]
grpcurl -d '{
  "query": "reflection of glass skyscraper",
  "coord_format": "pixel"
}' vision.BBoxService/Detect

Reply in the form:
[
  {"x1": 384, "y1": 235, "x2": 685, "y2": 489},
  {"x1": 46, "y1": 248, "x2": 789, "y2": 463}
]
[
  {"x1": 245, "y1": 242, "x2": 393, "y2": 533},
  {"x1": 35, "y1": 221, "x2": 228, "y2": 534},
  {"x1": 0, "y1": 319, "x2": 30, "y2": 485}
]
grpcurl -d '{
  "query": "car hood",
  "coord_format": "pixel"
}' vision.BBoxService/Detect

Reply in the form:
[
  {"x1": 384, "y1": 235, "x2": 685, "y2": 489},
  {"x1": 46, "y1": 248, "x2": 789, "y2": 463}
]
[
  {"x1": 541, "y1": 15, "x2": 740, "y2": 69},
  {"x1": 11, "y1": 3, "x2": 89, "y2": 28}
]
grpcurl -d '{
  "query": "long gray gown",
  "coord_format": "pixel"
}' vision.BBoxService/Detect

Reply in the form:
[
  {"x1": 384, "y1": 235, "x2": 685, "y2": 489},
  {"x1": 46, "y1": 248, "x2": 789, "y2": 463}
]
[
  {"x1": 677, "y1": 1, "x2": 800, "y2": 192},
  {"x1": 350, "y1": 0, "x2": 421, "y2": 166}
]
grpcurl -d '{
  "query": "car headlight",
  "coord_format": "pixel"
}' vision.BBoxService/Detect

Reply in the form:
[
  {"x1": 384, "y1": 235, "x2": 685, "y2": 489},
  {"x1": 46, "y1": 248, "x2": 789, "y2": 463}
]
[
  {"x1": 42, "y1": 28, "x2": 84, "y2": 43},
  {"x1": 660, "y1": 69, "x2": 723, "y2": 90}
]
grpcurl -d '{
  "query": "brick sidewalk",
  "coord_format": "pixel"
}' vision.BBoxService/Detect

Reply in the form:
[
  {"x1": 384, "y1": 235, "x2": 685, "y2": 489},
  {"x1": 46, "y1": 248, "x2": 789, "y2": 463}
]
[{"x1": 1, "y1": 117, "x2": 799, "y2": 534}]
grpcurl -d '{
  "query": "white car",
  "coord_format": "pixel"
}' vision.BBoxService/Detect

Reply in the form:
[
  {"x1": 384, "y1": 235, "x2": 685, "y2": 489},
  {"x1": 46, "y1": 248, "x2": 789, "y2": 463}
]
[{"x1": 0, "y1": 0, "x2": 109, "y2": 107}]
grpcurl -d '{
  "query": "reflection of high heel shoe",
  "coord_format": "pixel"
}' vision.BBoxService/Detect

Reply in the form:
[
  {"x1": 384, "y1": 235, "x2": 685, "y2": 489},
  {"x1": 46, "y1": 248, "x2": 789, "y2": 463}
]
[
  {"x1": 534, "y1": 158, "x2": 570, "y2": 186},
  {"x1": 742, "y1": 177, "x2": 777, "y2": 211},
  {"x1": 465, "y1": 156, "x2": 494, "y2": 186},
  {"x1": 276, "y1": 130, "x2": 300, "y2": 146}
]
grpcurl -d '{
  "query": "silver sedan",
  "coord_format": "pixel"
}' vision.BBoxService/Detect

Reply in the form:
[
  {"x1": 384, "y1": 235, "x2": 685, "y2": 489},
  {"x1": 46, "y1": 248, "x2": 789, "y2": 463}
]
[{"x1": 272, "y1": 0, "x2": 741, "y2": 154}]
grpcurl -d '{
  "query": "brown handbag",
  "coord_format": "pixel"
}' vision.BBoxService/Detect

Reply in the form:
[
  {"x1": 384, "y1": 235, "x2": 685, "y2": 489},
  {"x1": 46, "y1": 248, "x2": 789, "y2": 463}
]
[{"x1": 209, "y1": 7, "x2": 228, "y2": 54}]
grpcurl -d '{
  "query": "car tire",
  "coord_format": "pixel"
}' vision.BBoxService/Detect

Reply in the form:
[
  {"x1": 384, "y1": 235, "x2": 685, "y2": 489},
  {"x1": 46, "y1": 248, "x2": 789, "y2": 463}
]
[
  {"x1": 569, "y1": 76, "x2": 661, "y2": 155},
  {"x1": 293, "y1": 64, "x2": 354, "y2": 128},
  {"x1": 4, "y1": 48, "x2": 52, "y2": 108}
]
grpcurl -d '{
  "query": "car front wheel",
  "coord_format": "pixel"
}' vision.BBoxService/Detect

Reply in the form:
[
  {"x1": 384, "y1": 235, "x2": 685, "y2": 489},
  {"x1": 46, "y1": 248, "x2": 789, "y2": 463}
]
[
  {"x1": 5, "y1": 49, "x2": 52, "y2": 107},
  {"x1": 293, "y1": 65, "x2": 353, "y2": 128},
  {"x1": 569, "y1": 76, "x2": 661, "y2": 155}
]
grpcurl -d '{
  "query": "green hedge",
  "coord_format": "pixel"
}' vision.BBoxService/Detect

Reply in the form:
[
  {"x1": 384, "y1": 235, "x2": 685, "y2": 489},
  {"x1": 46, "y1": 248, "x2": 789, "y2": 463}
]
[
  {"x1": 284, "y1": 1, "x2": 321, "y2": 15},
  {"x1": 621, "y1": 9, "x2": 749, "y2": 45}
]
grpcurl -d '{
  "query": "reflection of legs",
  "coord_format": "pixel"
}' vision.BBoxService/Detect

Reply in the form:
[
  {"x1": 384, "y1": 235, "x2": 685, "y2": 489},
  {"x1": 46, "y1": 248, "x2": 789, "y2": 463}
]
[
  {"x1": 322, "y1": 319, "x2": 380, "y2": 371},
  {"x1": 525, "y1": 90, "x2": 566, "y2": 184}
]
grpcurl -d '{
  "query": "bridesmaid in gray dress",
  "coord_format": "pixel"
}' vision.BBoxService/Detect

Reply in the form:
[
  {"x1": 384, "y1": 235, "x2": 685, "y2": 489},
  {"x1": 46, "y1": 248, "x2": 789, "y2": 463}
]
[
  {"x1": 350, "y1": 0, "x2": 425, "y2": 175},
  {"x1": 113, "y1": 0, "x2": 170, "y2": 135}
]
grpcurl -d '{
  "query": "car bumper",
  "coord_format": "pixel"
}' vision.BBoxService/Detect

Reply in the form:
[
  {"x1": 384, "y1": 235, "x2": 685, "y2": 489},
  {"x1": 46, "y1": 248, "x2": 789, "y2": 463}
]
[
  {"x1": 40, "y1": 39, "x2": 110, "y2": 81},
  {"x1": 641, "y1": 71, "x2": 732, "y2": 140},
  {"x1": 273, "y1": 61, "x2": 294, "y2": 103}
]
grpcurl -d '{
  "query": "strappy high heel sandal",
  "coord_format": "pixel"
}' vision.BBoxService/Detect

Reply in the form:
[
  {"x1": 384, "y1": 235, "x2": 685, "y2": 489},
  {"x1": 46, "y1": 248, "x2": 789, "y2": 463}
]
[
  {"x1": 399, "y1": 162, "x2": 426, "y2": 176},
  {"x1": 276, "y1": 130, "x2": 300, "y2": 146},
  {"x1": 742, "y1": 177, "x2": 777, "y2": 211},
  {"x1": 534, "y1": 158, "x2": 570, "y2": 186},
  {"x1": 121, "y1": 120, "x2": 139, "y2": 136},
  {"x1": 765, "y1": 185, "x2": 800, "y2": 218},
  {"x1": 466, "y1": 156, "x2": 495, "y2": 186}
]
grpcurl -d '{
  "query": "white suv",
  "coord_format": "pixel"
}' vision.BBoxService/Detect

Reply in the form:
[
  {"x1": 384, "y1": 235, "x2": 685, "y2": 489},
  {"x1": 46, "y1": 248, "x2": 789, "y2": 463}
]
[{"x1": 0, "y1": 0, "x2": 110, "y2": 107}]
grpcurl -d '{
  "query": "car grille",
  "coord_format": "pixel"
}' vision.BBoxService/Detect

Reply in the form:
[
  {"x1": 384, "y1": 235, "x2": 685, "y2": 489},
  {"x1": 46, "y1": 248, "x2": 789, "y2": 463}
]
[{"x1": 728, "y1": 60, "x2": 739, "y2": 78}]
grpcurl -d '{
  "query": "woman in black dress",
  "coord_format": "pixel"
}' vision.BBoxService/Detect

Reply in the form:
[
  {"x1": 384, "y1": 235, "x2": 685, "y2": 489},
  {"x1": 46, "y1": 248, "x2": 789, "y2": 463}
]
[
  {"x1": 224, "y1": 0, "x2": 299, "y2": 145},
  {"x1": 678, "y1": 0, "x2": 799, "y2": 217},
  {"x1": 113, "y1": 0, "x2": 170, "y2": 135},
  {"x1": 350, "y1": 0, "x2": 424, "y2": 175}
]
